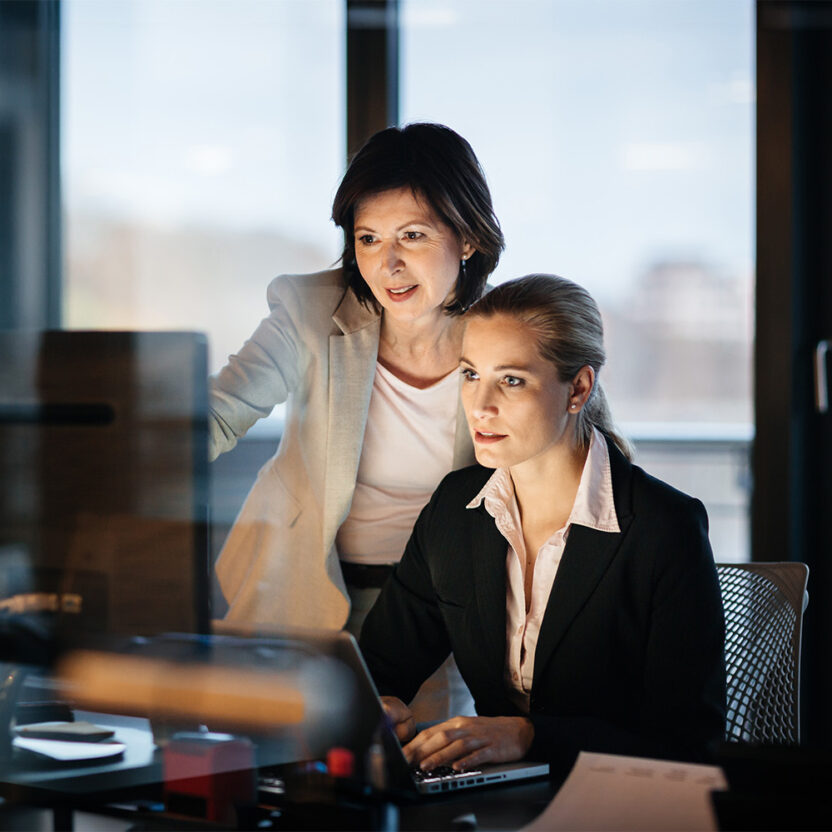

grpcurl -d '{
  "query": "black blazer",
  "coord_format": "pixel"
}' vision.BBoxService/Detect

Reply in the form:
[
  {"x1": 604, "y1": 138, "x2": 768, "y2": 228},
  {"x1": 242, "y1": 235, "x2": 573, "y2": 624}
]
[{"x1": 359, "y1": 436, "x2": 726, "y2": 772}]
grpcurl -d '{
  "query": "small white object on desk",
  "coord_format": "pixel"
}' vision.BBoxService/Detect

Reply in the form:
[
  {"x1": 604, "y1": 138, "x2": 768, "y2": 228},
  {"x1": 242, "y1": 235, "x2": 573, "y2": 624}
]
[
  {"x1": 13, "y1": 736, "x2": 126, "y2": 762},
  {"x1": 15, "y1": 720, "x2": 116, "y2": 742},
  {"x1": 523, "y1": 751, "x2": 727, "y2": 832}
]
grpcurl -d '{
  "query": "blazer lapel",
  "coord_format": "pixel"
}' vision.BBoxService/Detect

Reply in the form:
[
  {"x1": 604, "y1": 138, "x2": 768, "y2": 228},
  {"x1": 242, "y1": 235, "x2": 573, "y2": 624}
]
[
  {"x1": 533, "y1": 436, "x2": 636, "y2": 681},
  {"x1": 532, "y1": 522, "x2": 630, "y2": 680},
  {"x1": 471, "y1": 506, "x2": 509, "y2": 677},
  {"x1": 322, "y1": 290, "x2": 380, "y2": 552}
]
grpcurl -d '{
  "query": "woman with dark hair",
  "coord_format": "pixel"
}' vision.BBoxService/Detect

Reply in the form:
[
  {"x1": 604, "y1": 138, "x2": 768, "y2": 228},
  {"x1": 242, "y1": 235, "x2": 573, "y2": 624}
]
[
  {"x1": 209, "y1": 123, "x2": 504, "y2": 720},
  {"x1": 332, "y1": 123, "x2": 501, "y2": 316},
  {"x1": 359, "y1": 274, "x2": 726, "y2": 773}
]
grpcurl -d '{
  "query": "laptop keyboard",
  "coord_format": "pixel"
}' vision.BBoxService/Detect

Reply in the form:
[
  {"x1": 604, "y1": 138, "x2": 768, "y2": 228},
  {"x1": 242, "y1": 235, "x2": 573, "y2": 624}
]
[
  {"x1": 258, "y1": 773, "x2": 286, "y2": 798},
  {"x1": 412, "y1": 765, "x2": 483, "y2": 783}
]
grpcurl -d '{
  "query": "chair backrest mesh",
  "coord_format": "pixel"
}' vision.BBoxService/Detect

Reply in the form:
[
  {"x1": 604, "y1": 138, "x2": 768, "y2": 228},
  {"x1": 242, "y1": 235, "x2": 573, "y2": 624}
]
[{"x1": 716, "y1": 562, "x2": 809, "y2": 745}]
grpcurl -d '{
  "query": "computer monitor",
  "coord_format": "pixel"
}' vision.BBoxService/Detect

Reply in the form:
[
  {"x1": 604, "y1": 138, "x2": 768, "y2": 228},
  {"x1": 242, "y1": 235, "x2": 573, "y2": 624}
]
[{"x1": 0, "y1": 330, "x2": 211, "y2": 656}]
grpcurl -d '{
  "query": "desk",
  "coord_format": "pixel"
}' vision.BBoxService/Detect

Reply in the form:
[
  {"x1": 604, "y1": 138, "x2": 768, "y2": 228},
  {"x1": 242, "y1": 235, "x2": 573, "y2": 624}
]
[
  {"x1": 397, "y1": 779, "x2": 555, "y2": 831},
  {"x1": 0, "y1": 712, "x2": 159, "y2": 797},
  {"x1": 0, "y1": 712, "x2": 161, "y2": 831},
  {"x1": 0, "y1": 713, "x2": 557, "y2": 831},
  {"x1": 8, "y1": 711, "x2": 832, "y2": 831}
]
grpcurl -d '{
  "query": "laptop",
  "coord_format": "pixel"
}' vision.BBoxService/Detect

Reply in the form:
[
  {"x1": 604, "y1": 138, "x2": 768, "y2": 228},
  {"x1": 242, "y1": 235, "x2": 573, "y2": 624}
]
[
  {"x1": 108, "y1": 628, "x2": 547, "y2": 797},
  {"x1": 271, "y1": 630, "x2": 550, "y2": 797}
]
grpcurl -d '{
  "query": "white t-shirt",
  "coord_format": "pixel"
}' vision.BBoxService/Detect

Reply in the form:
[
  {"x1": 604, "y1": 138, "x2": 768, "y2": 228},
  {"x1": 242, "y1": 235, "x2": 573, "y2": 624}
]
[{"x1": 336, "y1": 361, "x2": 458, "y2": 565}]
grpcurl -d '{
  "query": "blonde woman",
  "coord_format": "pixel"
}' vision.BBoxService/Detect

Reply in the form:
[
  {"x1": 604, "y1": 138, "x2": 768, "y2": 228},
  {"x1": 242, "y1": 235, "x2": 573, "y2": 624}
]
[{"x1": 360, "y1": 274, "x2": 726, "y2": 774}]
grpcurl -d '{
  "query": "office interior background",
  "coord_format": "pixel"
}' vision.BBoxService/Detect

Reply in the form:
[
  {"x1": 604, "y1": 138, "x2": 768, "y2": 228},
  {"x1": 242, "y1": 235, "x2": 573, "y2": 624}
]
[{"x1": 1, "y1": 0, "x2": 830, "y2": 744}]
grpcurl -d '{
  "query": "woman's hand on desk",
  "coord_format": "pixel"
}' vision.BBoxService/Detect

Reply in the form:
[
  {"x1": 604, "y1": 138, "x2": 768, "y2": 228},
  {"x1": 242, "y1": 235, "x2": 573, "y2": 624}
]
[
  {"x1": 402, "y1": 716, "x2": 535, "y2": 771},
  {"x1": 380, "y1": 696, "x2": 417, "y2": 744}
]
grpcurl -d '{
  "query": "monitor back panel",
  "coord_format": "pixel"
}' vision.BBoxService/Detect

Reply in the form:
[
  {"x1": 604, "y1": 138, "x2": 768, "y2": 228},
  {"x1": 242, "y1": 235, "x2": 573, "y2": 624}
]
[{"x1": 0, "y1": 330, "x2": 210, "y2": 643}]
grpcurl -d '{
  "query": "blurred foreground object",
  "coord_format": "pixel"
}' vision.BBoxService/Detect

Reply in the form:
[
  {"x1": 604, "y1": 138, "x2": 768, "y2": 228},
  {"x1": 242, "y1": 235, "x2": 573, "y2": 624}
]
[
  {"x1": 163, "y1": 732, "x2": 256, "y2": 825},
  {"x1": 0, "y1": 331, "x2": 211, "y2": 654},
  {"x1": 58, "y1": 651, "x2": 306, "y2": 730},
  {"x1": 56, "y1": 634, "x2": 359, "y2": 767}
]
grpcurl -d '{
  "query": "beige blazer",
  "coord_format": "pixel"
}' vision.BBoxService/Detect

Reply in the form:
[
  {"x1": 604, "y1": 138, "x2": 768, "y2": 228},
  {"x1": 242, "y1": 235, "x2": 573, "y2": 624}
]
[{"x1": 209, "y1": 269, "x2": 475, "y2": 631}]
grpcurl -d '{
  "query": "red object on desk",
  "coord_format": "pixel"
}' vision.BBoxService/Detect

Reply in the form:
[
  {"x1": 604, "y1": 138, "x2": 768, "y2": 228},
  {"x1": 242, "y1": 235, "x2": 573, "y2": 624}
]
[
  {"x1": 326, "y1": 746, "x2": 355, "y2": 778},
  {"x1": 163, "y1": 733, "x2": 256, "y2": 824}
]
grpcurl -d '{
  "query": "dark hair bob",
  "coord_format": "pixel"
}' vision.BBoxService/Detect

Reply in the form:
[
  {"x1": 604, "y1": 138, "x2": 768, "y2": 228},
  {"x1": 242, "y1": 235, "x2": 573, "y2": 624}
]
[{"x1": 331, "y1": 123, "x2": 505, "y2": 315}]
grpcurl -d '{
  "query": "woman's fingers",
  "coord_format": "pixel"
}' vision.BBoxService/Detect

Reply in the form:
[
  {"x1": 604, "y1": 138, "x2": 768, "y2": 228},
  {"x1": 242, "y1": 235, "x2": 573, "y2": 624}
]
[
  {"x1": 419, "y1": 735, "x2": 489, "y2": 771},
  {"x1": 401, "y1": 717, "x2": 471, "y2": 764},
  {"x1": 402, "y1": 716, "x2": 533, "y2": 770}
]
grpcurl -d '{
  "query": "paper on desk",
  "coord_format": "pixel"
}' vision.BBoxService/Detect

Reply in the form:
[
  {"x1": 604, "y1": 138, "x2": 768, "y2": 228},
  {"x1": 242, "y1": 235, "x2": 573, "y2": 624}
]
[{"x1": 523, "y1": 751, "x2": 727, "y2": 832}]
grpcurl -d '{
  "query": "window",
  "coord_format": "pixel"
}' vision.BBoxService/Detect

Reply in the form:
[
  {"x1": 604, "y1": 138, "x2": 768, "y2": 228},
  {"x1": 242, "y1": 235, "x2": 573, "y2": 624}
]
[
  {"x1": 62, "y1": 0, "x2": 345, "y2": 377},
  {"x1": 403, "y1": 0, "x2": 754, "y2": 560}
]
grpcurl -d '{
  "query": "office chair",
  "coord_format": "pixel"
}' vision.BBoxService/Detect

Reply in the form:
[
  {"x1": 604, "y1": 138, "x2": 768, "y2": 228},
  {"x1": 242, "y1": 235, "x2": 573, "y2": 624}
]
[{"x1": 716, "y1": 561, "x2": 809, "y2": 745}]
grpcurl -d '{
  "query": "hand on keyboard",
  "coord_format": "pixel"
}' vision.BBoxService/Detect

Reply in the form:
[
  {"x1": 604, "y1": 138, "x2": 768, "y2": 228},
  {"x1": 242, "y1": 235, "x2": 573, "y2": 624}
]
[{"x1": 403, "y1": 715, "x2": 534, "y2": 772}]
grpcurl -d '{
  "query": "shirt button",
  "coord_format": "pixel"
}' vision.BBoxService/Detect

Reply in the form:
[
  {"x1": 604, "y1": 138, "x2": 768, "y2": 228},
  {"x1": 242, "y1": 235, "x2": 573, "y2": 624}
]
[
  {"x1": 512, "y1": 671, "x2": 519, "y2": 681},
  {"x1": 517, "y1": 626, "x2": 523, "y2": 635}
]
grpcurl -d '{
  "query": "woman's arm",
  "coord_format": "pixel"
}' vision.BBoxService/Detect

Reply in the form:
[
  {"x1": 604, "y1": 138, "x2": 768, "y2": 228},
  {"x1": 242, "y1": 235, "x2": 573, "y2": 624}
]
[
  {"x1": 209, "y1": 276, "x2": 305, "y2": 460},
  {"x1": 362, "y1": 473, "x2": 536, "y2": 771}
]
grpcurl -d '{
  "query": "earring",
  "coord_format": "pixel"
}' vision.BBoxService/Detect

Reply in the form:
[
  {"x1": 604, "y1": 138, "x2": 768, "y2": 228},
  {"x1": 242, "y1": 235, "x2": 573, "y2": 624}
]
[
  {"x1": 570, "y1": 403, "x2": 578, "y2": 411},
  {"x1": 460, "y1": 257, "x2": 467, "y2": 278}
]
